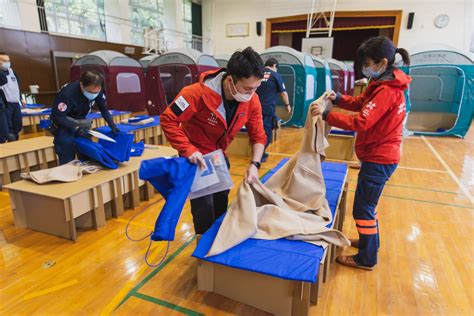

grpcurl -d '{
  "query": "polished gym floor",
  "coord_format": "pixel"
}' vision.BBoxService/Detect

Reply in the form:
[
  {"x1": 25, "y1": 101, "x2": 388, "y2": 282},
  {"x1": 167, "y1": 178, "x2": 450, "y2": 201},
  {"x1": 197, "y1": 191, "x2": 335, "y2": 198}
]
[{"x1": 1, "y1": 124, "x2": 473, "y2": 315}]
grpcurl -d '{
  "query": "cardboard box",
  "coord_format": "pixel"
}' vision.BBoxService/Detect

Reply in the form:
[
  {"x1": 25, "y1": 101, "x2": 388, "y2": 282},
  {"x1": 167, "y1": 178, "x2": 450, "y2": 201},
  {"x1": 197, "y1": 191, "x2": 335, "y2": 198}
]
[{"x1": 325, "y1": 133, "x2": 356, "y2": 161}]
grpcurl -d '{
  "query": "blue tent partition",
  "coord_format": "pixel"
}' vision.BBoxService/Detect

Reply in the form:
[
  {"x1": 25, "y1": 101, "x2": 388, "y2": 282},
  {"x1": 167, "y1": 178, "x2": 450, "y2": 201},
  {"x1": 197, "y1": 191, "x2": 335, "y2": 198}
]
[
  {"x1": 400, "y1": 45, "x2": 474, "y2": 138},
  {"x1": 261, "y1": 46, "x2": 318, "y2": 127}
]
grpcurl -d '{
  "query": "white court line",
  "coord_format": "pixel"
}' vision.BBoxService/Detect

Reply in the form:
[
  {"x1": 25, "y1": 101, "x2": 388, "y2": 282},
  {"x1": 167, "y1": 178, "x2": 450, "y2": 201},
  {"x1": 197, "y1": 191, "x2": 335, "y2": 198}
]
[
  {"x1": 422, "y1": 136, "x2": 473, "y2": 204},
  {"x1": 268, "y1": 152, "x2": 449, "y2": 173}
]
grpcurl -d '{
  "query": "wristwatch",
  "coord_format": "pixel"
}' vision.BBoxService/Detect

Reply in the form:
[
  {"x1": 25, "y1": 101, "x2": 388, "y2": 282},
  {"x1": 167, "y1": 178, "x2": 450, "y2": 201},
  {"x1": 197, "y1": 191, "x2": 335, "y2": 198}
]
[{"x1": 251, "y1": 160, "x2": 261, "y2": 169}]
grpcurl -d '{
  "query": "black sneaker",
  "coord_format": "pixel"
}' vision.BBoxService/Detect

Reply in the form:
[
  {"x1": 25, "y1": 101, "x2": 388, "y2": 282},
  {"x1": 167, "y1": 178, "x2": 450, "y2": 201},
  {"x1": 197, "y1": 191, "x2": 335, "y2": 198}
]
[{"x1": 261, "y1": 152, "x2": 269, "y2": 163}]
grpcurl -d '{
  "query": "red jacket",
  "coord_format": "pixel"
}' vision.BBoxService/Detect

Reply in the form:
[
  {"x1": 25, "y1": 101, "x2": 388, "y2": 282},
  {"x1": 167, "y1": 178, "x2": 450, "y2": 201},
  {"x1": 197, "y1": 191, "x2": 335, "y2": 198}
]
[
  {"x1": 326, "y1": 68, "x2": 411, "y2": 164},
  {"x1": 160, "y1": 69, "x2": 266, "y2": 157}
]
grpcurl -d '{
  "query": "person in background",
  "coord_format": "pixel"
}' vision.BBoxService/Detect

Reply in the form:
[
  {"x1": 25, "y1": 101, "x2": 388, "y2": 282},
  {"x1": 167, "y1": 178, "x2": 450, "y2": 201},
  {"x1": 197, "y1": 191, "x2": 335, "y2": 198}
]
[
  {"x1": 161, "y1": 47, "x2": 266, "y2": 237},
  {"x1": 255, "y1": 58, "x2": 291, "y2": 162},
  {"x1": 0, "y1": 52, "x2": 24, "y2": 141},
  {"x1": 50, "y1": 70, "x2": 120, "y2": 165},
  {"x1": 311, "y1": 36, "x2": 411, "y2": 270}
]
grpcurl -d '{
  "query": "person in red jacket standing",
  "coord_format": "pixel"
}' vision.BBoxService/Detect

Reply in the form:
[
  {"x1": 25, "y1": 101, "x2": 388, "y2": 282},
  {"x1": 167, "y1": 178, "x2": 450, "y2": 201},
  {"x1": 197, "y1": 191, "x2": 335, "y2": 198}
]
[
  {"x1": 161, "y1": 47, "x2": 266, "y2": 236},
  {"x1": 311, "y1": 36, "x2": 411, "y2": 270}
]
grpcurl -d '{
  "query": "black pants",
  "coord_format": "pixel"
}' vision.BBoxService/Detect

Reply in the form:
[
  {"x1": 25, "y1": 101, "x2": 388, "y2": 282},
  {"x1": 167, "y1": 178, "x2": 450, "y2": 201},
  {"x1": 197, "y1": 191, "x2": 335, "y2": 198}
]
[
  {"x1": 6, "y1": 102, "x2": 22, "y2": 139},
  {"x1": 190, "y1": 189, "x2": 230, "y2": 234},
  {"x1": 189, "y1": 155, "x2": 230, "y2": 234},
  {"x1": 262, "y1": 114, "x2": 274, "y2": 148}
]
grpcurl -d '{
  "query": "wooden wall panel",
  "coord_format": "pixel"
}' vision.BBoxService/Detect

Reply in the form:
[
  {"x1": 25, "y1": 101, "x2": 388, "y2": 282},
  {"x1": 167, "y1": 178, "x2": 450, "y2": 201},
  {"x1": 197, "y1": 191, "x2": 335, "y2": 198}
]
[{"x1": 0, "y1": 27, "x2": 143, "y2": 105}]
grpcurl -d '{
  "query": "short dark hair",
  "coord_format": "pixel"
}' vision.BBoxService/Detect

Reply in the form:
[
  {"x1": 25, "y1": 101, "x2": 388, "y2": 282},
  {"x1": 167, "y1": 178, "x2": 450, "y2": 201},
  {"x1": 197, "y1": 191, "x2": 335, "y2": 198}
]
[
  {"x1": 227, "y1": 47, "x2": 264, "y2": 80},
  {"x1": 0, "y1": 52, "x2": 8, "y2": 56},
  {"x1": 80, "y1": 70, "x2": 104, "y2": 87},
  {"x1": 264, "y1": 58, "x2": 279, "y2": 68},
  {"x1": 356, "y1": 36, "x2": 410, "y2": 73}
]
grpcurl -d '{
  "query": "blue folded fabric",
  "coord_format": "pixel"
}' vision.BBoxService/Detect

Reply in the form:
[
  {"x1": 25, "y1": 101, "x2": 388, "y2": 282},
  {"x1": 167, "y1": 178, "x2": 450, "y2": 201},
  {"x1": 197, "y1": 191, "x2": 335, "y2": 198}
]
[
  {"x1": 130, "y1": 141, "x2": 145, "y2": 157},
  {"x1": 39, "y1": 119, "x2": 52, "y2": 129},
  {"x1": 74, "y1": 137, "x2": 118, "y2": 169},
  {"x1": 98, "y1": 131, "x2": 134, "y2": 162},
  {"x1": 139, "y1": 157, "x2": 197, "y2": 241}
]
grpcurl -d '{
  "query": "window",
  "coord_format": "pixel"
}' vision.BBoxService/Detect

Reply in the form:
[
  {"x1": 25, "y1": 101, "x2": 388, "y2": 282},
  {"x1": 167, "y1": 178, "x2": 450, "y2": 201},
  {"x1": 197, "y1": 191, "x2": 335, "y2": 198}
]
[
  {"x1": 44, "y1": 0, "x2": 106, "y2": 40},
  {"x1": 183, "y1": 0, "x2": 192, "y2": 48},
  {"x1": 116, "y1": 73, "x2": 141, "y2": 94},
  {"x1": 0, "y1": 0, "x2": 22, "y2": 29},
  {"x1": 129, "y1": 0, "x2": 163, "y2": 46}
]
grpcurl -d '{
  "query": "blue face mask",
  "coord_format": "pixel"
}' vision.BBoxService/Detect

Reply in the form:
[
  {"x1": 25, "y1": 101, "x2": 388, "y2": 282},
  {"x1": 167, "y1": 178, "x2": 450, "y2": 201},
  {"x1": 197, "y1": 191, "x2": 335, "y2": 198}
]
[
  {"x1": 1, "y1": 62, "x2": 11, "y2": 70},
  {"x1": 82, "y1": 89, "x2": 100, "y2": 101},
  {"x1": 362, "y1": 65, "x2": 383, "y2": 79}
]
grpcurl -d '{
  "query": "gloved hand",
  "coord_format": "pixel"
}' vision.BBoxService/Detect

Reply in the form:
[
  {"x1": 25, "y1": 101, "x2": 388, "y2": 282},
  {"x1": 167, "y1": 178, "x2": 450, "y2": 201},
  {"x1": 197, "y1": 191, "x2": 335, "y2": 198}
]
[
  {"x1": 110, "y1": 125, "x2": 120, "y2": 137},
  {"x1": 75, "y1": 128, "x2": 90, "y2": 139}
]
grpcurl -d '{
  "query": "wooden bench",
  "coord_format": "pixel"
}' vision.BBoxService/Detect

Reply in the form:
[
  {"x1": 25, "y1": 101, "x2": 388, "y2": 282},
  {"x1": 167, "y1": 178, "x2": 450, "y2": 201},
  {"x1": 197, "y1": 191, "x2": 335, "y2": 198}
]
[
  {"x1": 96, "y1": 116, "x2": 163, "y2": 145},
  {"x1": 4, "y1": 146, "x2": 177, "y2": 241},
  {"x1": 0, "y1": 136, "x2": 57, "y2": 187}
]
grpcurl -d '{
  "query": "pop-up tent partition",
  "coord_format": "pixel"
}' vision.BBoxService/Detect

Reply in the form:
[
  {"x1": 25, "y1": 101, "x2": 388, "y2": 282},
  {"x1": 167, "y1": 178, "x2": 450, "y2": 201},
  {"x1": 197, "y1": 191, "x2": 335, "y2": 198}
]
[
  {"x1": 143, "y1": 48, "x2": 219, "y2": 115},
  {"x1": 70, "y1": 50, "x2": 146, "y2": 112},
  {"x1": 215, "y1": 54, "x2": 231, "y2": 68},
  {"x1": 399, "y1": 45, "x2": 474, "y2": 138},
  {"x1": 326, "y1": 58, "x2": 348, "y2": 95},
  {"x1": 260, "y1": 46, "x2": 317, "y2": 127},
  {"x1": 344, "y1": 61, "x2": 355, "y2": 95},
  {"x1": 312, "y1": 56, "x2": 333, "y2": 98}
]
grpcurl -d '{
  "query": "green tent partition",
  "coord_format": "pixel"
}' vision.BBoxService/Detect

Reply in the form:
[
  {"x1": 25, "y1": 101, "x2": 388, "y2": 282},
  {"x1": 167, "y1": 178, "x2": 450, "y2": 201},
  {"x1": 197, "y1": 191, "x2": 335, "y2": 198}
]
[
  {"x1": 399, "y1": 45, "x2": 474, "y2": 138},
  {"x1": 261, "y1": 46, "x2": 318, "y2": 127},
  {"x1": 312, "y1": 56, "x2": 333, "y2": 98}
]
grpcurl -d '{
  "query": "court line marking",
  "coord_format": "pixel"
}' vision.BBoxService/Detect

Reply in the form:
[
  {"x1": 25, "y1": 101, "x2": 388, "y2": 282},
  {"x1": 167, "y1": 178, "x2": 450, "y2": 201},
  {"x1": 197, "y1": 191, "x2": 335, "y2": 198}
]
[
  {"x1": 421, "y1": 136, "x2": 473, "y2": 204},
  {"x1": 132, "y1": 292, "x2": 203, "y2": 316},
  {"x1": 23, "y1": 279, "x2": 79, "y2": 301},
  {"x1": 347, "y1": 189, "x2": 472, "y2": 209},
  {"x1": 114, "y1": 237, "x2": 195, "y2": 311},
  {"x1": 347, "y1": 179, "x2": 461, "y2": 195}
]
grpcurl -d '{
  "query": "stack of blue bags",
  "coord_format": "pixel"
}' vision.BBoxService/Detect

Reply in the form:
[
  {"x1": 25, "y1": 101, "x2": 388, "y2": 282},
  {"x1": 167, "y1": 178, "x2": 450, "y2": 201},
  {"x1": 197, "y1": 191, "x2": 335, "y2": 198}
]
[{"x1": 74, "y1": 131, "x2": 143, "y2": 169}]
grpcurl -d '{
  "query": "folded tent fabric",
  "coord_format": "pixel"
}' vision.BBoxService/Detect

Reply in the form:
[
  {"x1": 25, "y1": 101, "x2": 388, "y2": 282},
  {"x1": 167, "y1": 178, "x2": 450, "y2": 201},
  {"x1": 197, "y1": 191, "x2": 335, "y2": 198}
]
[
  {"x1": 121, "y1": 116, "x2": 155, "y2": 126},
  {"x1": 139, "y1": 157, "x2": 197, "y2": 241},
  {"x1": 20, "y1": 160, "x2": 103, "y2": 184},
  {"x1": 130, "y1": 141, "x2": 145, "y2": 157},
  {"x1": 98, "y1": 131, "x2": 134, "y2": 162},
  {"x1": 206, "y1": 94, "x2": 349, "y2": 257},
  {"x1": 74, "y1": 137, "x2": 118, "y2": 169}
]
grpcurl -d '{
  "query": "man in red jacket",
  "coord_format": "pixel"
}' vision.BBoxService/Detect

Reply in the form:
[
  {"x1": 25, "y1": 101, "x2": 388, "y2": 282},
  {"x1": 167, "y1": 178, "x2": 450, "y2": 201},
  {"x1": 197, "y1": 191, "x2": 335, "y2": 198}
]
[{"x1": 161, "y1": 47, "x2": 266, "y2": 235}]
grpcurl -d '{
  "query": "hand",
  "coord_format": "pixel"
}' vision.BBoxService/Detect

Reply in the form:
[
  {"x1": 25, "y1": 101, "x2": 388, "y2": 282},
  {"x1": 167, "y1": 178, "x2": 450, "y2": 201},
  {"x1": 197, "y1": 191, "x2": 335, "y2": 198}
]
[
  {"x1": 310, "y1": 101, "x2": 324, "y2": 117},
  {"x1": 110, "y1": 125, "x2": 120, "y2": 136},
  {"x1": 245, "y1": 164, "x2": 259, "y2": 184},
  {"x1": 286, "y1": 104, "x2": 291, "y2": 113},
  {"x1": 21, "y1": 99, "x2": 26, "y2": 107},
  {"x1": 326, "y1": 90, "x2": 337, "y2": 101},
  {"x1": 188, "y1": 151, "x2": 207, "y2": 170},
  {"x1": 75, "y1": 128, "x2": 90, "y2": 139}
]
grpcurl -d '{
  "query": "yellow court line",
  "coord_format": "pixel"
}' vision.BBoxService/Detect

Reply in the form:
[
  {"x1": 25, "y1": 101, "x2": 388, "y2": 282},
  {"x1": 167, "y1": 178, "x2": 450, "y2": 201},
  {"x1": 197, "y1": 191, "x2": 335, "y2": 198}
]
[
  {"x1": 396, "y1": 165, "x2": 448, "y2": 173},
  {"x1": 266, "y1": 152, "x2": 293, "y2": 157},
  {"x1": 115, "y1": 218, "x2": 154, "y2": 230},
  {"x1": 23, "y1": 279, "x2": 79, "y2": 301},
  {"x1": 421, "y1": 136, "x2": 473, "y2": 204}
]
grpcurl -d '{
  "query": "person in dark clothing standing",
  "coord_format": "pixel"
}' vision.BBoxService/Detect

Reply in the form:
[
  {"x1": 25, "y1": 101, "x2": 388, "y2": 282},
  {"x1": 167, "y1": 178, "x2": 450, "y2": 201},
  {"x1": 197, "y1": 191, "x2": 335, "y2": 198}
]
[
  {"x1": 50, "y1": 70, "x2": 120, "y2": 165},
  {"x1": 256, "y1": 58, "x2": 291, "y2": 162},
  {"x1": 0, "y1": 52, "x2": 24, "y2": 141}
]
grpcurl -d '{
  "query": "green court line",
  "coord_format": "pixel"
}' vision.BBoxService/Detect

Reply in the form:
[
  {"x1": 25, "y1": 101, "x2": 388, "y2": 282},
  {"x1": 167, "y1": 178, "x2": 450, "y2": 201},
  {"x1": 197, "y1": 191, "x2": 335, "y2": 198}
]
[
  {"x1": 346, "y1": 179, "x2": 461, "y2": 195},
  {"x1": 347, "y1": 189, "x2": 473, "y2": 209},
  {"x1": 116, "y1": 236, "x2": 195, "y2": 309},
  {"x1": 132, "y1": 292, "x2": 204, "y2": 316}
]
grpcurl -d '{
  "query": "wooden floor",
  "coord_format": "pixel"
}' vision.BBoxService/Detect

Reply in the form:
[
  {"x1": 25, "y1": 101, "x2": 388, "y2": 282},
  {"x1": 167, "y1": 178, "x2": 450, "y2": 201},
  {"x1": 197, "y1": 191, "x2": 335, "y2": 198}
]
[{"x1": 1, "y1": 125, "x2": 473, "y2": 315}]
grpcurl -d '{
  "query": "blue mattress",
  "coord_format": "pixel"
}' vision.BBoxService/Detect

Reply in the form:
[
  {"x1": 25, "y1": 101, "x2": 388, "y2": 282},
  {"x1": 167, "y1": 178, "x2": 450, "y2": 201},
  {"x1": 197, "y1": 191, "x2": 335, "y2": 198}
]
[
  {"x1": 330, "y1": 129, "x2": 355, "y2": 136},
  {"x1": 95, "y1": 116, "x2": 160, "y2": 133},
  {"x1": 86, "y1": 110, "x2": 131, "y2": 120},
  {"x1": 22, "y1": 108, "x2": 52, "y2": 116},
  {"x1": 193, "y1": 158, "x2": 348, "y2": 283}
]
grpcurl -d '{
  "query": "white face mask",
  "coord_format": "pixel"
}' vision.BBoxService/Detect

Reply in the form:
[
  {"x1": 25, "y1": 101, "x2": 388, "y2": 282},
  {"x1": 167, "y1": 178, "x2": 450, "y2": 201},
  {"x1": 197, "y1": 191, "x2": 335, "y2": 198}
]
[
  {"x1": 1, "y1": 62, "x2": 11, "y2": 70},
  {"x1": 229, "y1": 77, "x2": 254, "y2": 103}
]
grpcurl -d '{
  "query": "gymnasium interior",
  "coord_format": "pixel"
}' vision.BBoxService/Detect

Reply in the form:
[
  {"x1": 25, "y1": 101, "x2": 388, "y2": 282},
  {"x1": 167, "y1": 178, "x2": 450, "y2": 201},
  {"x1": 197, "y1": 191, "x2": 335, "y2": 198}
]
[{"x1": 0, "y1": 0, "x2": 473, "y2": 315}]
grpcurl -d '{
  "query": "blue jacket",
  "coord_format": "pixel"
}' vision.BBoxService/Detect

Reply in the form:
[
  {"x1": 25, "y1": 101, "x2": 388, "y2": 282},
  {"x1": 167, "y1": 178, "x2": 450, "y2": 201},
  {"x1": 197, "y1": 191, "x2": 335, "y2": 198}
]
[{"x1": 139, "y1": 157, "x2": 197, "y2": 241}]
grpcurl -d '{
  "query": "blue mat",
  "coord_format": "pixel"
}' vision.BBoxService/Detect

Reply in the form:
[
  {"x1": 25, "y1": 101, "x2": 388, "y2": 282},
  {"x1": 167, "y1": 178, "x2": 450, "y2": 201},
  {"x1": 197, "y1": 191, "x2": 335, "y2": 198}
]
[
  {"x1": 22, "y1": 108, "x2": 52, "y2": 116},
  {"x1": 193, "y1": 158, "x2": 348, "y2": 283},
  {"x1": 95, "y1": 116, "x2": 160, "y2": 134},
  {"x1": 330, "y1": 129, "x2": 355, "y2": 136},
  {"x1": 86, "y1": 110, "x2": 131, "y2": 120}
]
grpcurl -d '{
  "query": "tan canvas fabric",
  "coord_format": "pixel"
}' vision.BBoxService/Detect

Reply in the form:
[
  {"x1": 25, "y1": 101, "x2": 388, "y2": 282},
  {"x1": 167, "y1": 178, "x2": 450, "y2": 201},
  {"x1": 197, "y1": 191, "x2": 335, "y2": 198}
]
[
  {"x1": 21, "y1": 160, "x2": 102, "y2": 184},
  {"x1": 206, "y1": 94, "x2": 349, "y2": 257},
  {"x1": 121, "y1": 117, "x2": 155, "y2": 125}
]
